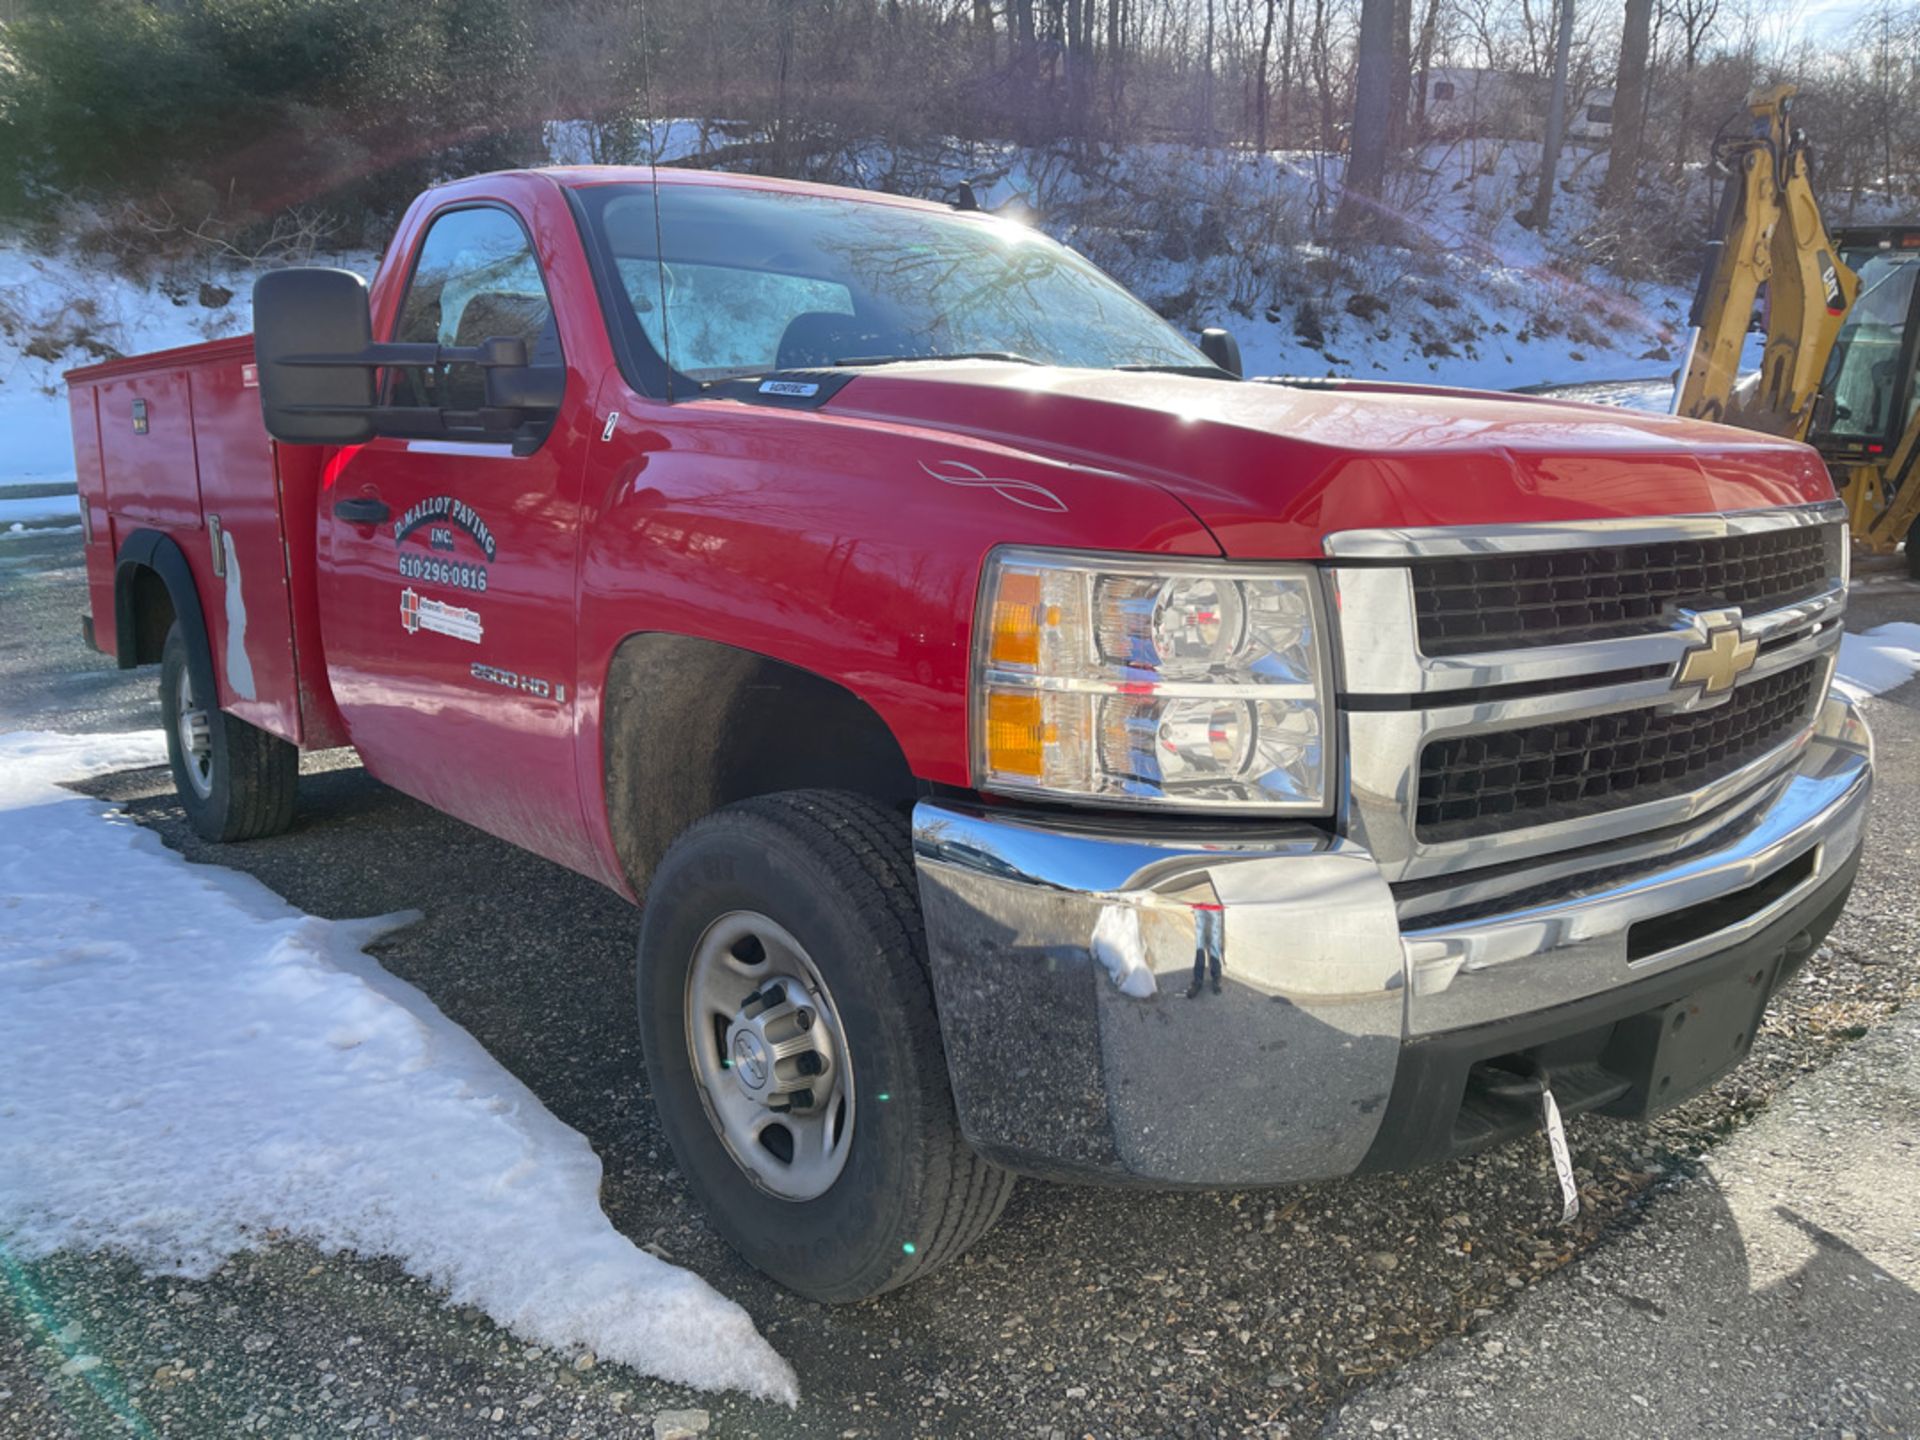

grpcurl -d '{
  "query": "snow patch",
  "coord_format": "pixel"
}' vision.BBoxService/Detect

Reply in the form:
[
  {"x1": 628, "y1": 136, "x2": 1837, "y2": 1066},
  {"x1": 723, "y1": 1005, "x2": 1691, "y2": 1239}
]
[
  {"x1": 0, "y1": 730, "x2": 796, "y2": 1403},
  {"x1": 1834, "y1": 622, "x2": 1920, "y2": 702}
]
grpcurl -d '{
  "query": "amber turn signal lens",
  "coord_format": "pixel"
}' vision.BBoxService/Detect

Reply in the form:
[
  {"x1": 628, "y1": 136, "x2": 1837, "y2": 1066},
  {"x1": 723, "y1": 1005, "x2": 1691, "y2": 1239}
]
[
  {"x1": 989, "y1": 571, "x2": 1044, "y2": 668},
  {"x1": 984, "y1": 690, "x2": 1050, "y2": 777}
]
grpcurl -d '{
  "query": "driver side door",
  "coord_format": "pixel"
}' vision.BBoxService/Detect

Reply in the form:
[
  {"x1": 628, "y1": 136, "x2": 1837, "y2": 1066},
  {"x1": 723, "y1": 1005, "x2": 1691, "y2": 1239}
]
[{"x1": 319, "y1": 200, "x2": 597, "y2": 873}]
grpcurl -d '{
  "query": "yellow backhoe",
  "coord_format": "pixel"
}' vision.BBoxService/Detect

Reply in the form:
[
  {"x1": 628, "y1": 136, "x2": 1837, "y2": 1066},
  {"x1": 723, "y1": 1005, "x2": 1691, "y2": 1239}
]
[{"x1": 1672, "y1": 85, "x2": 1920, "y2": 576}]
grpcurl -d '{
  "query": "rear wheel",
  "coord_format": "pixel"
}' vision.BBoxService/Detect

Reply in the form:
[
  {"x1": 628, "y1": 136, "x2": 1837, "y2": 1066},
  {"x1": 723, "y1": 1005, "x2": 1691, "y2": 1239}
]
[
  {"x1": 159, "y1": 622, "x2": 298, "y2": 842},
  {"x1": 636, "y1": 790, "x2": 1014, "y2": 1302},
  {"x1": 1905, "y1": 516, "x2": 1920, "y2": 581}
]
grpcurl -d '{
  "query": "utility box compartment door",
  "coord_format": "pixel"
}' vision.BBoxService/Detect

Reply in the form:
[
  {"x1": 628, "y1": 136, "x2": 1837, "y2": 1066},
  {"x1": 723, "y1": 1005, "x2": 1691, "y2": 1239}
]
[{"x1": 95, "y1": 370, "x2": 204, "y2": 529}]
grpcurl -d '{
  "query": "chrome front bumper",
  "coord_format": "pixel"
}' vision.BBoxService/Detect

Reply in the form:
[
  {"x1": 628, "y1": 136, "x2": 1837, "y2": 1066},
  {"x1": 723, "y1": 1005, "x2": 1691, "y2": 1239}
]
[{"x1": 912, "y1": 692, "x2": 1872, "y2": 1186}]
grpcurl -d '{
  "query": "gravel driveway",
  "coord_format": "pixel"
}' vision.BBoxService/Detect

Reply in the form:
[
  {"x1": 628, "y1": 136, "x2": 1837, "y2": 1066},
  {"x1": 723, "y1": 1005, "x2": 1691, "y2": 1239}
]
[{"x1": 3, "y1": 531, "x2": 1916, "y2": 1440}]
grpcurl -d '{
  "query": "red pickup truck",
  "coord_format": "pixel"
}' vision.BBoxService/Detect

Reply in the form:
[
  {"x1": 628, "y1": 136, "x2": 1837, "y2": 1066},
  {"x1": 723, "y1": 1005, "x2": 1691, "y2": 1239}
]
[{"x1": 68, "y1": 166, "x2": 1872, "y2": 1303}]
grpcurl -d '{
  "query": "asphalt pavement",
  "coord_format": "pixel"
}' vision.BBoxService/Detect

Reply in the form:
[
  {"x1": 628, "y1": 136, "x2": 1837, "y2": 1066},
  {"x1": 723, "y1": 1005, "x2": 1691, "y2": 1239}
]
[
  {"x1": 2, "y1": 529, "x2": 1917, "y2": 1440},
  {"x1": 1322, "y1": 997, "x2": 1920, "y2": 1439}
]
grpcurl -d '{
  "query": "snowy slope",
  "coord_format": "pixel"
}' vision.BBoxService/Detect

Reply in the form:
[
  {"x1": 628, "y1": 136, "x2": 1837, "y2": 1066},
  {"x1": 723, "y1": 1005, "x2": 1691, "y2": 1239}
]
[
  {"x1": 557, "y1": 123, "x2": 1696, "y2": 391},
  {"x1": 0, "y1": 131, "x2": 1716, "y2": 484},
  {"x1": 0, "y1": 244, "x2": 374, "y2": 485},
  {"x1": 0, "y1": 730, "x2": 796, "y2": 1403}
]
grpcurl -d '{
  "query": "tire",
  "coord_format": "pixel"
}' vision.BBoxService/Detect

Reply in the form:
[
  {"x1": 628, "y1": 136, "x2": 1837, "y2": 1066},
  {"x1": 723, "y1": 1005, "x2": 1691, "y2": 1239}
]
[
  {"x1": 159, "y1": 622, "x2": 298, "y2": 843},
  {"x1": 636, "y1": 789, "x2": 1015, "y2": 1302},
  {"x1": 1906, "y1": 517, "x2": 1920, "y2": 581}
]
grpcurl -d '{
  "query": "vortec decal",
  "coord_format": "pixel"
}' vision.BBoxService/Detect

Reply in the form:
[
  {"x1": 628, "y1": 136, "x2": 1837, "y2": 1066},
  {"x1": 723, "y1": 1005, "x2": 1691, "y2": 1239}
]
[
  {"x1": 400, "y1": 588, "x2": 483, "y2": 643},
  {"x1": 393, "y1": 495, "x2": 498, "y2": 560}
]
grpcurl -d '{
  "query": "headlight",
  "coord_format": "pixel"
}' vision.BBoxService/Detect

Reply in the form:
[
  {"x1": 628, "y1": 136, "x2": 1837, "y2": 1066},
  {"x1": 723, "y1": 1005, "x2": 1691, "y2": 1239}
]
[{"x1": 974, "y1": 547, "x2": 1334, "y2": 812}]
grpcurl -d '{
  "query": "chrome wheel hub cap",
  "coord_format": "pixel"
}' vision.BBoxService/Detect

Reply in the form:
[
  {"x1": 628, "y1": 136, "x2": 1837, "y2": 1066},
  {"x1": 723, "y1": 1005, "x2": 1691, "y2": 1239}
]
[
  {"x1": 686, "y1": 912, "x2": 855, "y2": 1201},
  {"x1": 174, "y1": 668, "x2": 214, "y2": 799}
]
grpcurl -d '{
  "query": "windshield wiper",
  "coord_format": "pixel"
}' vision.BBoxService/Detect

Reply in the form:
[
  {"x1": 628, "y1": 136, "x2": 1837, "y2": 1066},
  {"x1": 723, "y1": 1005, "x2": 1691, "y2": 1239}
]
[
  {"x1": 1115, "y1": 362, "x2": 1238, "y2": 378},
  {"x1": 833, "y1": 351, "x2": 1045, "y2": 367}
]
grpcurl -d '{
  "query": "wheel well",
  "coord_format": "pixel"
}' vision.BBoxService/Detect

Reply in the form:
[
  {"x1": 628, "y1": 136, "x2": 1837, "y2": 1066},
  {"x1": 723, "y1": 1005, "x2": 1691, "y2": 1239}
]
[
  {"x1": 118, "y1": 563, "x2": 176, "y2": 665},
  {"x1": 602, "y1": 633, "x2": 918, "y2": 893}
]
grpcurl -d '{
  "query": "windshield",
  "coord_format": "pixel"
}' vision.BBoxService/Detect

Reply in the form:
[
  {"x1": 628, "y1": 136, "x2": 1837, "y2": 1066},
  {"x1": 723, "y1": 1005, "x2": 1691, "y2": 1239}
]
[
  {"x1": 1816, "y1": 252, "x2": 1920, "y2": 446},
  {"x1": 575, "y1": 182, "x2": 1208, "y2": 391}
]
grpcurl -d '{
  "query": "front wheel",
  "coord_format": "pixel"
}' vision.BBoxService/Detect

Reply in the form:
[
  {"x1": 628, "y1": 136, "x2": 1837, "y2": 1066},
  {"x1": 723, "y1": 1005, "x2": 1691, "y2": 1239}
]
[
  {"x1": 636, "y1": 790, "x2": 1014, "y2": 1302},
  {"x1": 159, "y1": 622, "x2": 298, "y2": 842}
]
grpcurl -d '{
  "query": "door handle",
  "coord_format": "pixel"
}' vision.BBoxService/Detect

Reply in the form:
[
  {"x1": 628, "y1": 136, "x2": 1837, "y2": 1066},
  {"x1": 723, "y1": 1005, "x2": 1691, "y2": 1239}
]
[{"x1": 333, "y1": 496, "x2": 391, "y2": 525}]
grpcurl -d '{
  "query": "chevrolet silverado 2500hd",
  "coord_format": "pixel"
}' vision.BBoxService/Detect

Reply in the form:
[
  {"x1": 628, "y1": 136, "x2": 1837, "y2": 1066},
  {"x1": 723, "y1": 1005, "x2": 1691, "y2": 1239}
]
[{"x1": 67, "y1": 166, "x2": 1872, "y2": 1302}]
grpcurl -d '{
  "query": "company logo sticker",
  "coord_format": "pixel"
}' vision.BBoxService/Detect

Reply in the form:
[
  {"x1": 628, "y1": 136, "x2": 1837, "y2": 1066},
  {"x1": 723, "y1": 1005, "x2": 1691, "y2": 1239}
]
[
  {"x1": 394, "y1": 496, "x2": 497, "y2": 560},
  {"x1": 759, "y1": 379, "x2": 821, "y2": 398},
  {"x1": 921, "y1": 458, "x2": 1068, "y2": 514},
  {"x1": 400, "y1": 588, "x2": 483, "y2": 644},
  {"x1": 392, "y1": 495, "x2": 494, "y2": 592}
]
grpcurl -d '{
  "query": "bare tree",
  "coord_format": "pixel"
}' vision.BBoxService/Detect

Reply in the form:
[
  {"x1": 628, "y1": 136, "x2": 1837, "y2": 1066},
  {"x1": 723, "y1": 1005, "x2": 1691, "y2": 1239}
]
[
  {"x1": 1605, "y1": 0, "x2": 1654, "y2": 207},
  {"x1": 1337, "y1": 0, "x2": 1397, "y2": 236},
  {"x1": 1255, "y1": 0, "x2": 1279, "y2": 148},
  {"x1": 1524, "y1": 0, "x2": 1575, "y2": 228},
  {"x1": 1663, "y1": 0, "x2": 1720, "y2": 167}
]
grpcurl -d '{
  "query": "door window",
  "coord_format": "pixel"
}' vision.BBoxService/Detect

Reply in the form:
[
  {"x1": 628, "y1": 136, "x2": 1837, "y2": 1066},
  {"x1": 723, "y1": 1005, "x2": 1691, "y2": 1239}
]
[
  {"x1": 1818, "y1": 256, "x2": 1918, "y2": 446},
  {"x1": 391, "y1": 206, "x2": 563, "y2": 411}
]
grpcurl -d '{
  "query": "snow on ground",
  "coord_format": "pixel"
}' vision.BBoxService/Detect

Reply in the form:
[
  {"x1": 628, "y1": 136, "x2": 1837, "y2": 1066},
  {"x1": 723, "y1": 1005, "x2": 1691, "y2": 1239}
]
[
  {"x1": 1834, "y1": 623, "x2": 1920, "y2": 702},
  {"x1": 0, "y1": 731, "x2": 797, "y2": 1404}
]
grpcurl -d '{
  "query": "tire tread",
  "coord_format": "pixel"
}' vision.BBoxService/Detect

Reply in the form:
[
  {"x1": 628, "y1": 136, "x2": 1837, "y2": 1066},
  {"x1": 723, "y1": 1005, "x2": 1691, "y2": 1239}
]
[{"x1": 660, "y1": 788, "x2": 1014, "y2": 1298}]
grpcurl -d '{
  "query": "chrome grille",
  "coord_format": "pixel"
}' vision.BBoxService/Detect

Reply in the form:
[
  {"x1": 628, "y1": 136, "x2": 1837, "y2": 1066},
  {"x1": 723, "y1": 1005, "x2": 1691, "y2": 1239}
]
[
  {"x1": 1327, "y1": 503, "x2": 1848, "y2": 903},
  {"x1": 1409, "y1": 523, "x2": 1838, "y2": 655},
  {"x1": 1414, "y1": 658, "x2": 1825, "y2": 842}
]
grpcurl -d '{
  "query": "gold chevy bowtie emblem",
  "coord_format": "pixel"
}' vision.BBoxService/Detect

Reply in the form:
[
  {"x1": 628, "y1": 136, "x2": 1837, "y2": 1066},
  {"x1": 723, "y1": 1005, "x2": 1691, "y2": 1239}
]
[{"x1": 1674, "y1": 612, "x2": 1758, "y2": 697}]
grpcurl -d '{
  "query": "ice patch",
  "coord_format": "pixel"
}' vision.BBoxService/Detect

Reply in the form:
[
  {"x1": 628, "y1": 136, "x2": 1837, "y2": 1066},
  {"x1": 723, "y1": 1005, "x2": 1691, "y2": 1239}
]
[
  {"x1": 0, "y1": 730, "x2": 796, "y2": 1403},
  {"x1": 1835, "y1": 622, "x2": 1920, "y2": 702}
]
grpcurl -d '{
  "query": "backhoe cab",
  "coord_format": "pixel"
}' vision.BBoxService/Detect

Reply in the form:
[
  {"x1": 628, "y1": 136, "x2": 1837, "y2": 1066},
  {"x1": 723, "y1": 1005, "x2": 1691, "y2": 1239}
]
[
  {"x1": 1673, "y1": 85, "x2": 1920, "y2": 576},
  {"x1": 1811, "y1": 226, "x2": 1920, "y2": 572}
]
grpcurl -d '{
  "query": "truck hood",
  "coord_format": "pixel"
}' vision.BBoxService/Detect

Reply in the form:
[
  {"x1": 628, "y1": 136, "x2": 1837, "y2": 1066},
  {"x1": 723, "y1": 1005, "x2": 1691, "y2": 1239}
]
[{"x1": 824, "y1": 364, "x2": 1835, "y2": 558}]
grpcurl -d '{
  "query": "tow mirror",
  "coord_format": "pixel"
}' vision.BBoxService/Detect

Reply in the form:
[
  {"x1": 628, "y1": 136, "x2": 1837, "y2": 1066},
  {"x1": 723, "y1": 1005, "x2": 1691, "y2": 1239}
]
[
  {"x1": 251, "y1": 267, "x2": 558, "y2": 450},
  {"x1": 254, "y1": 268, "x2": 379, "y2": 445},
  {"x1": 1199, "y1": 327, "x2": 1243, "y2": 378}
]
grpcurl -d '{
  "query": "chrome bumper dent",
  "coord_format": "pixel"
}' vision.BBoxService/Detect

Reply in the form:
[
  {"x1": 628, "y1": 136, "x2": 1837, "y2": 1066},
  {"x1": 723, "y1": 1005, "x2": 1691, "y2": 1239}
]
[{"x1": 912, "y1": 691, "x2": 1872, "y2": 1186}]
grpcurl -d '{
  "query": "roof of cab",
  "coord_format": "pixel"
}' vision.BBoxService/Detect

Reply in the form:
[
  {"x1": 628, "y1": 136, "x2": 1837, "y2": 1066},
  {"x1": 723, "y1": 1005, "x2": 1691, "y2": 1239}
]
[{"x1": 513, "y1": 165, "x2": 959, "y2": 214}]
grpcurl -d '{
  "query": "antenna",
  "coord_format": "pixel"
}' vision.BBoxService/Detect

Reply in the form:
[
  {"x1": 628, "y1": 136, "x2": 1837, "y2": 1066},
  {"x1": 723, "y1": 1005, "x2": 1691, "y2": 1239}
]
[{"x1": 637, "y1": 0, "x2": 672, "y2": 401}]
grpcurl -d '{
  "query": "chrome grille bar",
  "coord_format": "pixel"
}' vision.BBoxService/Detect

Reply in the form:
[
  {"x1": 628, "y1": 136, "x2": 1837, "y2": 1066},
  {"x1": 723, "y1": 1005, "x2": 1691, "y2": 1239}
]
[{"x1": 1328, "y1": 502, "x2": 1847, "y2": 900}]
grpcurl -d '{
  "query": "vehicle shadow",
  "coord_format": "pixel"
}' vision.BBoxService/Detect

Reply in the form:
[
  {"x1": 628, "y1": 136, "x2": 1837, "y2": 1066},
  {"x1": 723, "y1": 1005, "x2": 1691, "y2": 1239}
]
[{"x1": 69, "y1": 757, "x2": 1900, "y2": 1437}]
